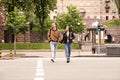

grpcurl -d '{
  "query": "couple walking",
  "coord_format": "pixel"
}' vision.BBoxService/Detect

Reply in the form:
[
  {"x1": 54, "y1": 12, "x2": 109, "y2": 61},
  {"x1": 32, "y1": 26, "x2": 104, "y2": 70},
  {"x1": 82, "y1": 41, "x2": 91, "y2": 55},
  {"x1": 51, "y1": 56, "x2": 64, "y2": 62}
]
[{"x1": 47, "y1": 22, "x2": 75, "y2": 63}]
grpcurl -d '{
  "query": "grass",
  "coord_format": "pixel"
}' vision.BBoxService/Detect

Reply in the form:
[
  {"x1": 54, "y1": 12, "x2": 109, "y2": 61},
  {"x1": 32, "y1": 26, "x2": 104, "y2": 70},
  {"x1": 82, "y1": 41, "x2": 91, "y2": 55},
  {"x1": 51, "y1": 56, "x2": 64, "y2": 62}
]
[
  {"x1": 0, "y1": 43, "x2": 80, "y2": 50},
  {"x1": 104, "y1": 20, "x2": 120, "y2": 28}
]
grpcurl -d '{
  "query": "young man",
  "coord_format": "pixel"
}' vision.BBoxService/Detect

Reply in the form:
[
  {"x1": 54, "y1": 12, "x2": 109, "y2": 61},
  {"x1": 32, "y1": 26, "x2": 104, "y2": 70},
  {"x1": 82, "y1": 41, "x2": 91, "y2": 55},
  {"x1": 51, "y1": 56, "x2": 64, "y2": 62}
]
[{"x1": 47, "y1": 22, "x2": 61, "y2": 62}]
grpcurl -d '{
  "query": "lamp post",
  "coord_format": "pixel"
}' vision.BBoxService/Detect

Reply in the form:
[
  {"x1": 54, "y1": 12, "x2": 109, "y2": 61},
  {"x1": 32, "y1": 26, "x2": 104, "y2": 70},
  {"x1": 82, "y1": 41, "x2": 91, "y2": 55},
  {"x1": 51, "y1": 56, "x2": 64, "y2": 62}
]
[
  {"x1": 100, "y1": 0, "x2": 102, "y2": 19},
  {"x1": 77, "y1": 22, "x2": 81, "y2": 41},
  {"x1": 92, "y1": 21, "x2": 101, "y2": 54},
  {"x1": 98, "y1": 24, "x2": 101, "y2": 54},
  {"x1": 77, "y1": 22, "x2": 81, "y2": 55}
]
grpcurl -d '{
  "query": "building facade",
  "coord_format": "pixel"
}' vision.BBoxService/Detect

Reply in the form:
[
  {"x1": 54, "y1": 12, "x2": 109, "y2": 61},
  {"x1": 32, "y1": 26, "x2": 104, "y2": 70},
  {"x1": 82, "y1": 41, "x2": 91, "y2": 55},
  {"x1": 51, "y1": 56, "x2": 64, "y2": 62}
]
[
  {"x1": 0, "y1": 0, "x2": 119, "y2": 43},
  {"x1": 51, "y1": 0, "x2": 119, "y2": 20}
]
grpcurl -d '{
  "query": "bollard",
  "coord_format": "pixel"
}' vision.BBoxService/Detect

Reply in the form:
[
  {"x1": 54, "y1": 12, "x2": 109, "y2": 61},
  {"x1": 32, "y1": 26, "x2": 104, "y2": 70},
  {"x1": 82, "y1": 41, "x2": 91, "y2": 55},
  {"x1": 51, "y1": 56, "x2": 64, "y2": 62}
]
[
  {"x1": 10, "y1": 50, "x2": 13, "y2": 57},
  {"x1": 0, "y1": 49, "x2": 2, "y2": 58}
]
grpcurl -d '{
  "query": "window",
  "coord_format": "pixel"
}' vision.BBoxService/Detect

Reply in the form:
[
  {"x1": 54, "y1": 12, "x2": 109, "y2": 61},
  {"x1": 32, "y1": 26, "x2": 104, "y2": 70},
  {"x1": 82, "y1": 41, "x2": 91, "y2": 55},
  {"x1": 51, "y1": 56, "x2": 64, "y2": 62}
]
[
  {"x1": 80, "y1": 3, "x2": 83, "y2": 6},
  {"x1": 100, "y1": 16, "x2": 102, "y2": 19},
  {"x1": 106, "y1": 16, "x2": 109, "y2": 20},
  {"x1": 94, "y1": 2, "x2": 97, "y2": 6},
  {"x1": 87, "y1": 3, "x2": 90, "y2": 6},
  {"x1": 94, "y1": 16, "x2": 97, "y2": 19},
  {"x1": 87, "y1": 16, "x2": 90, "y2": 19},
  {"x1": 94, "y1": 8, "x2": 97, "y2": 13}
]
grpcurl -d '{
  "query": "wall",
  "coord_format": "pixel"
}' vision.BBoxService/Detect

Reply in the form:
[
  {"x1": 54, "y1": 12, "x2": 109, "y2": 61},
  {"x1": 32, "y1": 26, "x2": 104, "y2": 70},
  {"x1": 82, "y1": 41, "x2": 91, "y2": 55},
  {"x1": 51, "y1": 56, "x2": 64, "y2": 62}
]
[
  {"x1": 106, "y1": 26, "x2": 120, "y2": 43},
  {"x1": 51, "y1": 0, "x2": 119, "y2": 20}
]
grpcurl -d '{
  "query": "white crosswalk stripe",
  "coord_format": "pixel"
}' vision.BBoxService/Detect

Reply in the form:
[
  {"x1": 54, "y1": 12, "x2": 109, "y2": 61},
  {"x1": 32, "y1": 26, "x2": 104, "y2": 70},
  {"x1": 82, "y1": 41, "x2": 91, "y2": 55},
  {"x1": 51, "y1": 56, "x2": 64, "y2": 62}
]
[{"x1": 34, "y1": 58, "x2": 44, "y2": 80}]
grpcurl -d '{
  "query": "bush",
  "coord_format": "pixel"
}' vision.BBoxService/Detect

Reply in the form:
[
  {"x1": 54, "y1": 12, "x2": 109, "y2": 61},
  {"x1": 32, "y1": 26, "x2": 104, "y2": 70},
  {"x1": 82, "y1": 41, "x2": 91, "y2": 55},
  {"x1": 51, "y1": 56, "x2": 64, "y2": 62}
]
[
  {"x1": 104, "y1": 20, "x2": 120, "y2": 28},
  {"x1": 0, "y1": 43, "x2": 80, "y2": 50}
]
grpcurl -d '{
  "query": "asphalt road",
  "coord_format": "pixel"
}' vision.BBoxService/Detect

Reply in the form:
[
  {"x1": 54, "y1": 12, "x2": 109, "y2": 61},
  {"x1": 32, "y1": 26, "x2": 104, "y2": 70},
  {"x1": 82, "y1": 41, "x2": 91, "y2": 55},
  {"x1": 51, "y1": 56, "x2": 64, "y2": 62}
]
[{"x1": 0, "y1": 57, "x2": 120, "y2": 80}]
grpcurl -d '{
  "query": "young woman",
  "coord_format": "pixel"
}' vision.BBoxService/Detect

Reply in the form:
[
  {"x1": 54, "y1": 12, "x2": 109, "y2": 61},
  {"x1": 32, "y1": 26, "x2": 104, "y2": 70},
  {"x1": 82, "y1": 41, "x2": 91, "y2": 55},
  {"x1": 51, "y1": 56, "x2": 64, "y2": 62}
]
[
  {"x1": 47, "y1": 22, "x2": 61, "y2": 62},
  {"x1": 61, "y1": 25, "x2": 75, "y2": 63}
]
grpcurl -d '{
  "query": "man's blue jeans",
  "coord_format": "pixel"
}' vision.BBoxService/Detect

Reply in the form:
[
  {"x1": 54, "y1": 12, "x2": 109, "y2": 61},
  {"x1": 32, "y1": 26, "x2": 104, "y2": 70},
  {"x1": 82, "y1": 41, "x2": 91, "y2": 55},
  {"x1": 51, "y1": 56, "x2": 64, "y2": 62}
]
[
  {"x1": 64, "y1": 43, "x2": 72, "y2": 59},
  {"x1": 50, "y1": 41, "x2": 58, "y2": 60}
]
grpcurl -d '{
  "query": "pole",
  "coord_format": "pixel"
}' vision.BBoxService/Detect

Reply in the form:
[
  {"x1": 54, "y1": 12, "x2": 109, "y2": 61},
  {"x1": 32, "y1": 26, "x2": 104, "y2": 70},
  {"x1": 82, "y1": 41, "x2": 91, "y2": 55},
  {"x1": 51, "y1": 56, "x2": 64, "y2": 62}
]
[
  {"x1": 14, "y1": 34, "x2": 16, "y2": 54},
  {"x1": 0, "y1": 49, "x2": 2, "y2": 58},
  {"x1": 98, "y1": 29, "x2": 100, "y2": 54},
  {"x1": 10, "y1": 49, "x2": 13, "y2": 57}
]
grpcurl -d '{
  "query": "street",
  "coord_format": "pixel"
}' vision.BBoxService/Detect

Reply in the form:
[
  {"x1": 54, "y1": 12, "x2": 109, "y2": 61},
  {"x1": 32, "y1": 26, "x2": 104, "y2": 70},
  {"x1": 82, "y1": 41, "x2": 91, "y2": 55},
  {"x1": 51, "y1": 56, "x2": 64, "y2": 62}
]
[{"x1": 0, "y1": 57, "x2": 120, "y2": 80}]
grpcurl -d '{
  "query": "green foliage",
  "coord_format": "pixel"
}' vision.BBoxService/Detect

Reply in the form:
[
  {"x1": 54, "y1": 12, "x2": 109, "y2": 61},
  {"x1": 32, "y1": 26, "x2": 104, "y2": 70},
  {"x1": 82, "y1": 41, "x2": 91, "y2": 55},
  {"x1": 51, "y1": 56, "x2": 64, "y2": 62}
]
[
  {"x1": 33, "y1": 0, "x2": 57, "y2": 41},
  {"x1": 31, "y1": 16, "x2": 53, "y2": 38},
  {"x1": 0, "y1": 43, "x2": 80, "y2": 50},
  {"x1": 1, "y1": 0, "x2": 57, "y2": 38},
  {"x1": 6, "y1": 7, "x2": 28, "y2": 35},
  {"x1": 44, "y1": 17, "x2": 54, "y2": 32},
  {"x1": 104, "y1": 19, "x2": 120, "y2": 28},
  {"x1": 33, "y1": 0, "x2": 57, "y2": 19},
  {"x1": 56, "y1": 5, "x2": 85, "y2": 33},
  {"x1": 115, "y1": 0, "x2": 120, "y2": 14}
]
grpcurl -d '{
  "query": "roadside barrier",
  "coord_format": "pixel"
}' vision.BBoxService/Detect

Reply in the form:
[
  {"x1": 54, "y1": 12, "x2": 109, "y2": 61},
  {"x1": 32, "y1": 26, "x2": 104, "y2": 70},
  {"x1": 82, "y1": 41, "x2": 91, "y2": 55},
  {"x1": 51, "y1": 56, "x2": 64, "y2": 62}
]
[
  {"x1": 10, "y1": 50, "x2": 13, "y2": 57},
  {"x1": 0, "y1": 49, "x2": 2, "y2": 58}
]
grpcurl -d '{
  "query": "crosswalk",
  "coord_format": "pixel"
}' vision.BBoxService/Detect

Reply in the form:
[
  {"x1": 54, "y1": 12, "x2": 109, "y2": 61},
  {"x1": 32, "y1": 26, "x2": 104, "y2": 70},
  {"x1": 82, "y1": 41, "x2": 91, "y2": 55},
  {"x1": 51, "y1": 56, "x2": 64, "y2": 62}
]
[
  {"x1": 0, "y1": 57, "x2": 120, "y2": 80},
  {"x1": 34, "y1": 58, "x2": 44, "y2": 80}
]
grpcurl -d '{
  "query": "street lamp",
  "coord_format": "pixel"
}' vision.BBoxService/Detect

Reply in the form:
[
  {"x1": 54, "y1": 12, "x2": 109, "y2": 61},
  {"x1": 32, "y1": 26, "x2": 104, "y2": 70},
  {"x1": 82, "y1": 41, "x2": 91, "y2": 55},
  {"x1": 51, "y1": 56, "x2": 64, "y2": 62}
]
[
  {"x1": 77, "y1": 22, "x2": 81, "y2": 55},
  {"x1": 77, "y1": 22, "x2": 81, "y2": 41},
  {"x1": 92, "y1": 21, "x2": 101, "y2": 54},
  {"x1": 77, "y1": 22, "x2": 81, "y2": 33}
]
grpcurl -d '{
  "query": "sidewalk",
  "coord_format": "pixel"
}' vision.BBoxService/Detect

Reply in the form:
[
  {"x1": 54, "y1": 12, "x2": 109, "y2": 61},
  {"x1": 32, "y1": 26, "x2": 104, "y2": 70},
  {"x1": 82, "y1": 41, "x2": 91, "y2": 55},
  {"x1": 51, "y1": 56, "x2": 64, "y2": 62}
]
[{"x1": 0, "y1": 49, "x2": 106, "y2": 58}]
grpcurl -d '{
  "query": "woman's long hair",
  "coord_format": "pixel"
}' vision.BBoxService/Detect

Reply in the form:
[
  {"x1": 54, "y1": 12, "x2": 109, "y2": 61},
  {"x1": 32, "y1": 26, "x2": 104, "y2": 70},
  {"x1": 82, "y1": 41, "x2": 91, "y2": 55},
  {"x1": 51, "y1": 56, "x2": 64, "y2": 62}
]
[{"x1": 65, "y1": 25, "x2": 71, "y2": 32}]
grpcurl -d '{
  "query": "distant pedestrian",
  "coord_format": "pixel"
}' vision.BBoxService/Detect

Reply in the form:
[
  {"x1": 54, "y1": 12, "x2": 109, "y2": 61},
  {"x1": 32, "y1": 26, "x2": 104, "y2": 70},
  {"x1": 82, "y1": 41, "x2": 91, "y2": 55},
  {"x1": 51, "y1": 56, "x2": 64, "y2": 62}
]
[
  {"x1": 47, "y1": 22, "x2": 61, "y2": 62},
  {"x1": 61, "y1": 25, "x2": 75, "y2": 63}
]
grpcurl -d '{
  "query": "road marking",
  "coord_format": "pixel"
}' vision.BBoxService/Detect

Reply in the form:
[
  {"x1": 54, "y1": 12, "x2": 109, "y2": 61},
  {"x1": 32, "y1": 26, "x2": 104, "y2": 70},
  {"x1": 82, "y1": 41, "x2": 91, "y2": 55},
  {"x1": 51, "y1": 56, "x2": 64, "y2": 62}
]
[
  {"x1": 34, "y1": 58, "x2": 44, "y2": 80},
  {"x1": 34, "y1": 77, "x2": 44, "y2": 80}
]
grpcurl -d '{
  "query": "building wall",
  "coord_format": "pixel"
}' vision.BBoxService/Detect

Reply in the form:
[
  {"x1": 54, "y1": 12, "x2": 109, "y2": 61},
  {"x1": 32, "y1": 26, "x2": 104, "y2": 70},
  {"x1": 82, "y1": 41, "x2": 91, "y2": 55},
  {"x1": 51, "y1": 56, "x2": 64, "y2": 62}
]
[
  {"x1": 16, "y1": 31, "x2": 30, "y2": 43},
  {"x1": 106, "y1": 26, "x2": 120, "y2": 43},
  {"x1": 51, "y1": 0, "x2": 119, "y2": 20},
  {"x1": 30, "y1": 31, "x2": 40, "y2": 43}
]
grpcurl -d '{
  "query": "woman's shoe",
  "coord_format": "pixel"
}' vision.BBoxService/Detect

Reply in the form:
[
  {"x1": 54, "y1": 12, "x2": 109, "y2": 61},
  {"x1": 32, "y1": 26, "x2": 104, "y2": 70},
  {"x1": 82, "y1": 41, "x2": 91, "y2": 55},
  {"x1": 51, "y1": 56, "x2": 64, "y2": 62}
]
[{"x1": 51, "y1": 59, "x2": 55, "y2": 62}]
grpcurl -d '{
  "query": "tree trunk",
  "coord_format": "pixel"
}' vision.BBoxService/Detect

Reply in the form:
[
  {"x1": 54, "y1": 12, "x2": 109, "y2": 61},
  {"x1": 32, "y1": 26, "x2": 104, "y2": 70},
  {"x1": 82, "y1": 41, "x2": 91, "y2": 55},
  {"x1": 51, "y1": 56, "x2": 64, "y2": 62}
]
[
  {"x1": 24, "y1": 33, "x2": 26, "y2": 43},
  {"x1": 14, "y1": 34, "x2": 16, "y2": 54},
  {"x1": 39, "y1": 18, "x2": 45, "y2": 42}
]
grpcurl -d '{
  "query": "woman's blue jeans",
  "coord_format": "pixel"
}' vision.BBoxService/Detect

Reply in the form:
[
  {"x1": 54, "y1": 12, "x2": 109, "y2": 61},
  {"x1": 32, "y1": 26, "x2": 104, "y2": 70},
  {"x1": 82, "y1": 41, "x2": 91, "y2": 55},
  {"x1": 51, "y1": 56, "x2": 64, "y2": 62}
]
[{"x1": 64, "y1": 43, "x2": 72, "y2": 59}]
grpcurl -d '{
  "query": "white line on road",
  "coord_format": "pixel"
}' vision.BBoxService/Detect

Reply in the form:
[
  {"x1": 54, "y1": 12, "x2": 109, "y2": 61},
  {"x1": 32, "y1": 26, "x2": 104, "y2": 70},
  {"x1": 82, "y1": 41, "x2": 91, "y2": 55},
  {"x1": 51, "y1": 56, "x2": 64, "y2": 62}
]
[
  {"x1": 34, "y1": 77, "x2": 44, "y2": 80},
  {"x1": 34, "y1": 58, "x2": 44, "y2": 80}
]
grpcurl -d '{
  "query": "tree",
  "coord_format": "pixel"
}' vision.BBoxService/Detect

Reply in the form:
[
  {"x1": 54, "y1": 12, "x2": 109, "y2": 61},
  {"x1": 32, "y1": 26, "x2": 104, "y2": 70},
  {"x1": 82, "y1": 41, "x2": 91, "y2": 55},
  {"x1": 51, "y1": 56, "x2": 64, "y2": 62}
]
[
  {"x1": 115, "y1": 0, "x2": 120, "y2": 15},
  {"x1": 56, "y1": 5, "x2": 85, "y2": 33},
  {"x1": 1, "y1": 0, "x2": 57, "y2": 42},
  {"x1": 33, "y1": 0, "x2": 57, "y2": 41},
  {"x1": 6, "y1": 7, "x2": 28, "y2": 53}
]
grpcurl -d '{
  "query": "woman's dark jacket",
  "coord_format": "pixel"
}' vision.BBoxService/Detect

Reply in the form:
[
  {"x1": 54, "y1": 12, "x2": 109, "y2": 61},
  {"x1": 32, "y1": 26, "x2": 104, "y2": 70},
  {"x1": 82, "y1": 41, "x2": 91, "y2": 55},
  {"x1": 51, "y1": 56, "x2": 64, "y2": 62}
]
[{"x1": 61, "y1": 32, "x2": 75, "y2": 43}]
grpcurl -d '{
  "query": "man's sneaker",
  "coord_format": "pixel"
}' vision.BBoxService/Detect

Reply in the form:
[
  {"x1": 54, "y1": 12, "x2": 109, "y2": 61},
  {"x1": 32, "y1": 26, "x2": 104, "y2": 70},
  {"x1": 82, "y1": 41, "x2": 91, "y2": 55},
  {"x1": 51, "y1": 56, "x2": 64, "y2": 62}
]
[
  {"x1": 67, "y1": 58, "x2": 70, "y2": 63},
  {"x1": 66, "y1": 60, "x2": 70, "y2": 63},
  {"x1": 51, "y1": 59, "x2": 55, "y2": 62}
]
